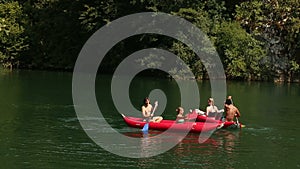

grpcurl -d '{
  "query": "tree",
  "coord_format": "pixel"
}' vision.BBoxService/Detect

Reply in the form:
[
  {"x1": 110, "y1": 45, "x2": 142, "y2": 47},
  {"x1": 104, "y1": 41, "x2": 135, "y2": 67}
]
[
  {"x1": 216, "y1": 21, "x2": 266, "y2": 80},
  {"x1": 170, "y1": 8, "x2": 211, "y2": 79},
  {"x1": 236, "y1": 0, "x2": 300, "y2": 82},
  {"x1": 0, "y1": 1, "x2": 28, "y2": 69},
  {"x1": 19, "y1": 0, "x2": 87, "y2": 70}
]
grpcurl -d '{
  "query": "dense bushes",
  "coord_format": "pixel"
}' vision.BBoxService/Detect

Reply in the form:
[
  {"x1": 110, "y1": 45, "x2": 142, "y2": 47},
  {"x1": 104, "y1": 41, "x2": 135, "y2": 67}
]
[{"x1": 0, "y1": 0, "x2": 299, "y2": 81}]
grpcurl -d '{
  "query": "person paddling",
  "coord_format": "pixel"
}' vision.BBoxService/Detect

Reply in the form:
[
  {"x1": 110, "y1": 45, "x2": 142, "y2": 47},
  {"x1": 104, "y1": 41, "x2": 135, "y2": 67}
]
[
  {"x1": 224, "y1": 96, "x2": 241, "y2": 122},
  {"x1": 141, "y1": 97, "x2": 163, "y2": 123}
]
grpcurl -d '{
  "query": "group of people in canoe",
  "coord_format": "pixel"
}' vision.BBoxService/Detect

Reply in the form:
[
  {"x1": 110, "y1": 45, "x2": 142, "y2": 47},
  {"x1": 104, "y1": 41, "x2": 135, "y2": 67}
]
[{"x1": 141, "y1": 96, "x2": 241, "y2": 123}]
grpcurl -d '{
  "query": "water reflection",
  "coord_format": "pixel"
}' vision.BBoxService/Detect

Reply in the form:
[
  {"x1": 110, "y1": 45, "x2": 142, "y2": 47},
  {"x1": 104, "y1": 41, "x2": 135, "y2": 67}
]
[
  {"x1": 123, "y1": 131, "x2": 170, "y2": 168},
  {"x1": 122, "y1": 130, "x2": 242, "y2": 168},
  {"x1": 123, "y1": 131, "x2": 187, "y2": 158},
  {"x1": 123, "y1": 129, "x2": 241, "y2": 157},
  {"x1": 215, "y1": 130, "x2": 241, "y2": 154}
]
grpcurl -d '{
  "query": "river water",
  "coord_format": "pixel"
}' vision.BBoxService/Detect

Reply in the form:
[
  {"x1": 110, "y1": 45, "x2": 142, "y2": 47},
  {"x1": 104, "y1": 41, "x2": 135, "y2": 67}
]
[{"x1": 0, "y1": 70, "x2": 299, "y2": 168}]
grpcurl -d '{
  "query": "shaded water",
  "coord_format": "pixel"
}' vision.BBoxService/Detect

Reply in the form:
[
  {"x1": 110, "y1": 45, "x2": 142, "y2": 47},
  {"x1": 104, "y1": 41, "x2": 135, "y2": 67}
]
[{"x1": 0, "y1": 70, "x2": 299, "y2": 168}]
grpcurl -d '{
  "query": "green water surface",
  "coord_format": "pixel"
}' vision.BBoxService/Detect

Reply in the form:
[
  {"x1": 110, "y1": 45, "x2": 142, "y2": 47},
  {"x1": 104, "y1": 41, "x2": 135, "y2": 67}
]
[{"x1": 0, "y1": 70, "x2": 299, "y2": 169}]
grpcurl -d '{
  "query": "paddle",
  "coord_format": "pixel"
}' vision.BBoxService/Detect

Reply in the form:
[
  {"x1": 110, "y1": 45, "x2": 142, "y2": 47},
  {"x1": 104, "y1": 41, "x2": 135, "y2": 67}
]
[
  {"x1": 236, "y1": 116, "x2": 240, "y2": 128},
  {"x1": 236, "y1": 116, "x2": 246, "y2": 128},
  {"x1": 142, "y1": 101, "x2": 158, "y2": 132}
]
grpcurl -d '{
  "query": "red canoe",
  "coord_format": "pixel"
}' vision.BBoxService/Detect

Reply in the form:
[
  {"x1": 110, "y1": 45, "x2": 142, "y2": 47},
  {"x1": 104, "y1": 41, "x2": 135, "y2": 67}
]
[
  {"x1": 196, "y1": 115, "x2": 221, "y2": 123},
  {"x1": 185, "y1": 111, "x2": 223, "y2": 123},
  {"x1": 122, "y1": 114, "x2": 220, "y2": 133},
  {"x1": 186, "y1": 111, "x2": 242, "y2": 129},
  {"x1": 196, "y1": 115, "x2": 242, "y2": 129}
]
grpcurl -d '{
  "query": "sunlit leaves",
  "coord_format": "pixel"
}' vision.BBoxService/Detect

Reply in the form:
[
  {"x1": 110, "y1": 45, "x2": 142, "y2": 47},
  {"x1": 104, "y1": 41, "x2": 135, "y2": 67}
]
[
  {"x1": 216, "y1": 21, "x2": 266, "y2": 80},
  {"x1": 236, "y1": 0, "x2": 300, "y2": 81},
  {"x1": 0, "y1": 1, "x2": 28, "y2": 69}
]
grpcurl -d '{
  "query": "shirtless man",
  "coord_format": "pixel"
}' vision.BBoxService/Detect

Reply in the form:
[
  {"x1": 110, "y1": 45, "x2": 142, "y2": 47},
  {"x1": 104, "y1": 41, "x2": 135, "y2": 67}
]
[
  {"x1": 141, "y1": 97, "x2": 163, "y2": 122},
  {"x1": 142, "y1": 97, "x2": 153, "y2": 118},
  {"x1": 224, "y1": 98, "x2": 241, "y2": 122}
]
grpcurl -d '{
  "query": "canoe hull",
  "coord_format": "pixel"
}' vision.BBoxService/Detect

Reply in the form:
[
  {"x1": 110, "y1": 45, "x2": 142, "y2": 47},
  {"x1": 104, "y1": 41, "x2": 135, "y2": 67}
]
[
  {"x1": 196, "y1": 115, "x2": 242, "y2": 129},
  {"x1": 122, "y1": 115, "x2": 219, "y2": 133}
]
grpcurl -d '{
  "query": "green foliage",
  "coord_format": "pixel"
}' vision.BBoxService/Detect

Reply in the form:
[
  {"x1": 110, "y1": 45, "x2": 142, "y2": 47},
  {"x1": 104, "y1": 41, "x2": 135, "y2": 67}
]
[
  {"x1": 216, "y1": 21, "x2": 266, "y2": 80},
  {"x1": 236, "y1": 0, "x2": 300, "y2": 81},
  {"x1": 21, "y1": 0, "x2": 85, "y2": 70},
  {"x1": 0, "y1": 1, "x2": 28, "y2": 69},
  {"x1": 170, "y1": 7, "x2": 211, "y2": 79},
  {"x1": 79, "y1": 0, "x2": 117, "y2": 32},
  {"x1": 0, "y1": 0, "x2": 299, "y2": 82},
  {"x1": 172, "y1": 8, "x2": 211, "y2": 34}
]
